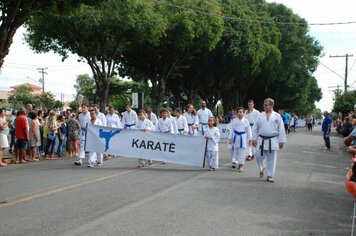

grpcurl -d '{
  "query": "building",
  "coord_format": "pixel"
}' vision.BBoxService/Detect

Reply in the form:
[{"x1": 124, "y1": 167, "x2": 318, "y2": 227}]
[
  {"x1": 10, "y1": 83, "x2": 42, "y2": 95},
  {"x1": 0, "y1": 90, "x2": 9, "y2": 103}
]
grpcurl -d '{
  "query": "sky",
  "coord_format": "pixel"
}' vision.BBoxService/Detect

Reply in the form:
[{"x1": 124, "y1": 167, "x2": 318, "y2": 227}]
[{"x1": 1, "y1": 1, "x2": 356, "y2": 111}]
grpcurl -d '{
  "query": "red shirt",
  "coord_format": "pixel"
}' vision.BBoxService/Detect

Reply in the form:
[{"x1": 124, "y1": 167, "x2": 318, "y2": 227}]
[{"x1": 15, "y1": 115, "x2": 28, "y2": 139}]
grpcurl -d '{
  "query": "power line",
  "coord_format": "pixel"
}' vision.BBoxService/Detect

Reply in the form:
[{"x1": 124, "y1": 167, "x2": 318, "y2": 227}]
[
  {"x1": 319, "y1": 62, "x2": 344, "y2": 81},
  {"x1": 153, "y1": 0, "x2": 356, "y2": 26},
  {"x1": 330, "y1": 54, "x2": 353, "y2": 92}
]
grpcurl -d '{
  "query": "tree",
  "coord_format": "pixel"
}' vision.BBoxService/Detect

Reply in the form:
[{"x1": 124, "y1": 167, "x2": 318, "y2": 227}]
[
  {"x1": 121, "y1": 0, "x2": 224, "y2": 113},
  {"x1": 0, "y1": 0, "x2": 93, "y2": 68},
  {"x1": 8, "y1": 85, "x2": 36, "y2": 109},
  {"x1": 333, "y1": 90, "x2": 356, "y2": 115},
  {"x1": 25, "y1": 0, "x2": 166, "y2": 111}
]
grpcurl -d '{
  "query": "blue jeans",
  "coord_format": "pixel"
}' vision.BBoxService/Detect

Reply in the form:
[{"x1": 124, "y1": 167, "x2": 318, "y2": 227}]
[
  {"x1": 45, "y1": 136, "x2": 57, "y2": 156},
  {"x1": 57, "y1": 135, "x2": 66, "y2": 155},
  {"x1": 323, "y1": 132, "x2": 330, "y2": 149}
]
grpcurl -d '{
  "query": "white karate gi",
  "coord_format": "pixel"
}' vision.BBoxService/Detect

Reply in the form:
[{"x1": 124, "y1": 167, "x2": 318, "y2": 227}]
[
  {"x1": 146, "y1": 112, "x2": 158, "y2": 129},
  {"x1": 106, "y1": 113, "x2": 122, "y2": 128},
  {"x1": 78, "y1": 112, "x2": 91, "y2": 160},
  {"x1": 88, "y1": 119, "x2": 103, "y2": 165},
  {"x1": 229, "y1": 117, "x2": 252, "y2": 166},
  {"x1": 245, "y1": 108, "x2": 260, "y2": 157},
  {"x1": 136, "y1": 118, "x2": 154, "y2": 165},
  {"x1": 252, "y1": 111, "x2": 287, "y2": 178},
  {"x1": 122, "y1": 110, "x2": 138, "y2": 129},
  {"x1": 204, "y1": 126, "x2": 220, "y2": 169},
  {"x1": 183, "y1": 112, "x2": 199, "y2": 136},
  {"x1": 156, "y1": 117, "x2": 173, "y2": 134},
  {"x1": 97, "y1": 112, "x2": 107, "y2": 126},
  {"x1": 226, "y1": 122, "x2": 234, "y2": 163},
  {"x1": 175, "y1": 115, "x2": 188, "y2": 135},
  {"x1": 170, "y1": 115, "x2": 179, "y2": 134},
  {"x1": 197, "y1": 108, "x2": 213, "y2": 135}
]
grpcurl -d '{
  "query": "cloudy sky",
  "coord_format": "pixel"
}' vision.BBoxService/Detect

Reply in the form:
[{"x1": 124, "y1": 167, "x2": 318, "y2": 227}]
[{"x1": 1, "y1": 0, "x2": 356, "y2": 111}]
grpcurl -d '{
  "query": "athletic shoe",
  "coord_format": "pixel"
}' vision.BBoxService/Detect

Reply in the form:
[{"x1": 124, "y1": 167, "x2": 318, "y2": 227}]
[
  {"x1": 87, "y1": 164, "x2": 94, "y2": 168},
  {"x1": 266, "y1": 176, "x2": 275, "y2": 182}
]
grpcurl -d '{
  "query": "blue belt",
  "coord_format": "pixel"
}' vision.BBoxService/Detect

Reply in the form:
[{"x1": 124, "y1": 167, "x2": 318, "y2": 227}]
[
  {"x1": 200, "y1": 122, "x2": 208, "y2": 135},
  {"x1": 125, "y1": 124, "x2": 135, "y2": 128},
  {"x1": 233, "y1": 130, "x2": 246, "y2": 148}
]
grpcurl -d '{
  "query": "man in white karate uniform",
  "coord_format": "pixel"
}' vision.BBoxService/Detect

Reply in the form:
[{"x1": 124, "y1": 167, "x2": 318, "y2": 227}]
[
  {"x1": 106, "y1": 106, "x2": 122, "y2": 128},
  {"x1": 252, "y1": 98, "x2": 286, "y2": 182},
  {"x1": 146, "y1": 105, "x2": 158, "y2": 129},
  {"x1": 74, "y1": 103, "x2": 91, "y2": 166},
  {"x1": 87, "y1": 109, "x2": 103, "y2": 167},
  {"x1": 197, "y1": 101, "x2": 213, "y2": 135},
  {"x1": 93, "y1": 104, "x2": 107, "y2": 126},
  {"x1": 245, "y1": 100, "x2": 260, "y2": 161},
  {"x1": 122, "y1": 103, "x2": 138, "y2": 129}
]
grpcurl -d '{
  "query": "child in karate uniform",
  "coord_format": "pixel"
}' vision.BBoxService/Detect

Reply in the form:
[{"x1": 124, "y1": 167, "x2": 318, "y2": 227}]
[
  {"x1": 136, "y1": 109, "x2": 154, "y2": 167},
  {"x1": 88, "y1": 109, "x2": 103, "y2": 167},
  {"x1": 227, "y1": 113, "x2": 237, "y2": 168},
  {"x1": 175, "y1": 108, "x2": 188, "y2": 135},
  {"x1": 228, "y1": 107, "x2": 252, "y2": 172},
  {"x1": 204, "y1": 117, "x2": 220, "y2": 171}
]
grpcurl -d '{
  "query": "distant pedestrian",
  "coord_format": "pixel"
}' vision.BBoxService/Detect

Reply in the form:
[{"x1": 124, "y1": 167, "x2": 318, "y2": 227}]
[
  {"x1": 0, "y1": 108, "x2": 9, "y2": 166},
  {"x1": 15, "y1": 108, "x2": 29, "y2": 164},
  {"x1": 28, "y1": 111, "x2": 40, "y2": 162},
  {"x1": 322, "y1": 111, "x2": 332, "y2": 150}
]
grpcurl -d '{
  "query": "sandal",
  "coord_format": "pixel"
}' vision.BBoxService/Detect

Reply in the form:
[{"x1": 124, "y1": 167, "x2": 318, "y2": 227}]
[{"x1": 74, "y1": 161, "x2": 82, "y2": 166}]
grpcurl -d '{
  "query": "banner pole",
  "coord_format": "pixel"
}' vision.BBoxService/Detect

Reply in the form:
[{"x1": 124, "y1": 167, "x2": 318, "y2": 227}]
[
  {"x1": 202, "y1": 139, "x2": 208, "y2": 168},
  {"x1": 84, "y1": 123, "x2": 88, "y2": 152}
]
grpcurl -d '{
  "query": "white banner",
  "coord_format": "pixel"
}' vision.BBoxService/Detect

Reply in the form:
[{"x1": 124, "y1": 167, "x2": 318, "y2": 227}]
[
  {"x1": 218, "y1": 124, "x2": 229, "y2": 139},
  {"x1": 85, "y1": 124, "x2": 207, "y2": 167}
]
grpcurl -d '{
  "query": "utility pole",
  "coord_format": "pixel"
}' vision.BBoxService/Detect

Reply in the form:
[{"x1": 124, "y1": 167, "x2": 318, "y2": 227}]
[
  {"x1": 37, "y1": 67, "x2": 48, "y2": 92},
  {"x1": 329, "y1": 54, "x2": 353, "y2": 92}
]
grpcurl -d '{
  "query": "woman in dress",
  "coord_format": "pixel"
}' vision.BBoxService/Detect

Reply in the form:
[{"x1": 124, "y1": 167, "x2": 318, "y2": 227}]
[{"x1": 0, "y1": 108, "x2": 9, "y2": 166}]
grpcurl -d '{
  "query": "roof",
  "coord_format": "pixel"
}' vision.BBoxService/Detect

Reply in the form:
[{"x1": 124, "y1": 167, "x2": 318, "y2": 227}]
[{"x1": 10, "y1": 83, "x2": 42, "y2": 90}]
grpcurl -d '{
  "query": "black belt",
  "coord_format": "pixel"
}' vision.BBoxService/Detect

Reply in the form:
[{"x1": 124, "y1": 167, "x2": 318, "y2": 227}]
[{"x1": 259, "y1": 134, "x2": 278, "y2": 156}]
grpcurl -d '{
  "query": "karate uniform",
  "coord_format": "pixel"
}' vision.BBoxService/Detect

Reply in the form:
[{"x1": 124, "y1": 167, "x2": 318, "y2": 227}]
[
  {"x1": 106, "y1": 113, "x2": 122, "y2": 128},
  {"x1": 226, "y1": 122, "x2": 234, "y2": 164},
  {"x1": 136, "y1": 118, "x2": 154, "y2": 165},
  {"x1": 88, "y1": 119, "x2": 103, "y2": 166},
  {"x1": 204, "y1": 126, "x2": 220, "y2": 169},
  {"x1": 197, "y1": 108, "x2": 213, "y2": 135},
  {"x1": 170, "y1": 115, "x2": 179, "y2": 134},
  {"x1": 146, "y1": 112, "x2": 158, "y2": 130},
  {"x1": 183, "y1": 112, "x2": 199, "y2": 136},
  {"x1": 252, "y1": 111, "x2": 286, "y2": 178},
  {"x1": 97, "y1": 112, "x2": 107, "y2": 126},
  {"x1": 245, "y1": 108, "x2": 260, "y2": 157},
  {"x1": 156, "y1": 117, "x2": 173, "y2": 134},
  {"x1": 176, "y1": 115, "x2": 188, "y2": 135},
  {"x1": 229, "y1": 117, "x2": 252, "y2": 166},
  {"x1": 78, "y1": 112, "x2": 91, "y2": 160},
  {"x1": 122, "y1": 110, "x2": 138, "y2": 129}
]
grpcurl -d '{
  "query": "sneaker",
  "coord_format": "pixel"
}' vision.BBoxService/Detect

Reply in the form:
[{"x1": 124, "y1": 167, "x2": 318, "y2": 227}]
[
  {"x1": 87, "y1": 164, "x2": 94, "y2": 168},
  {"x1": 324, "y1": 147, "x2": 330, "y2": 150},
  {"x1": 44, "y1": 156, "x2": 51, "y2": 160},
  {"x1": 96, "y1": 162, "x2": 102, "y2": 166},
  {"x1": 266, "y1": 176, "x2": 275, "y2": 182},
  {"x1": 50, "y1": 156, "x2": 57, "y2": 160},
  {"x1": 232, "y1": 163, "x2": 237, "y2": 168}
]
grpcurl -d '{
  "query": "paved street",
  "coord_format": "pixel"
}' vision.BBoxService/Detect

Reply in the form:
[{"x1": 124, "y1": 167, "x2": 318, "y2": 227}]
[{"x1": 0, "y1": 129, "x2": 353, "y2": 236}]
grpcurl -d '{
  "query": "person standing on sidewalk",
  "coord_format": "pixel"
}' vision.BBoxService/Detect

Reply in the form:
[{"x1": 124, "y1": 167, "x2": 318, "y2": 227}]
[
  {"x1": 0, "y1": 108, "x2": 9, "y2": 166},
  {"x1": 322, "y1": 111, "x2": 332, "y2": 150},
  {"x1": 252, "y1": 98, "x2": 287, "y2": 182}
]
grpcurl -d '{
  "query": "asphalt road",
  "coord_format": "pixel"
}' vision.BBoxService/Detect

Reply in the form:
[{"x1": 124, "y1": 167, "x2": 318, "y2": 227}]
[{"x1": 0, "y1": 129, "x2": 353, "y2": 236}]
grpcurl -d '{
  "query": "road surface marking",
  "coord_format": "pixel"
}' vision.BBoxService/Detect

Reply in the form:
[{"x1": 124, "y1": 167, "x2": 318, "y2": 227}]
[{"x1": 0, "y1": 166, "x2": 148, "y2": 208}]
